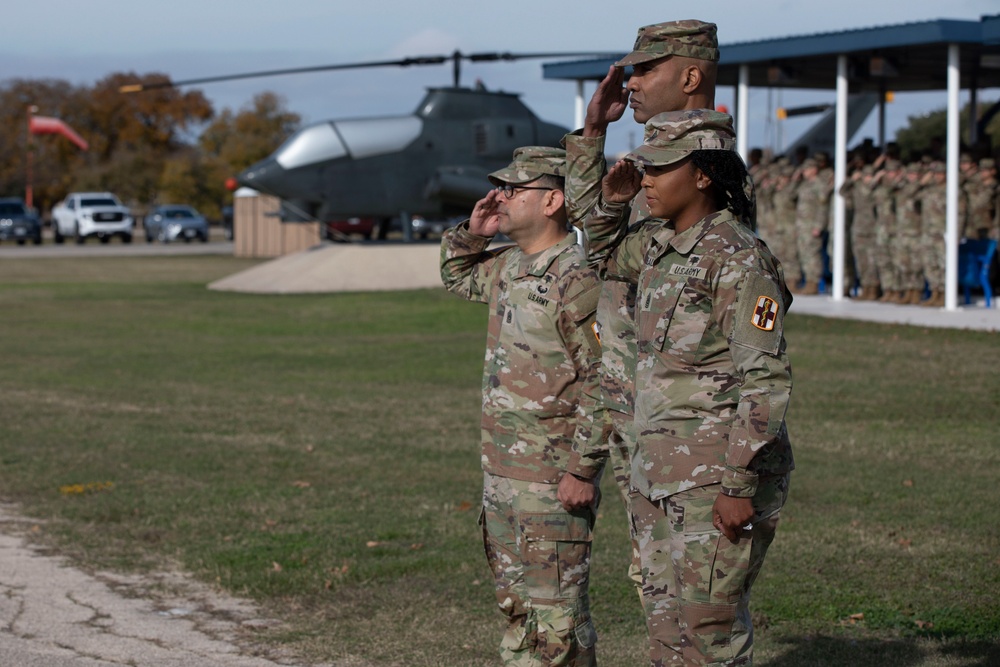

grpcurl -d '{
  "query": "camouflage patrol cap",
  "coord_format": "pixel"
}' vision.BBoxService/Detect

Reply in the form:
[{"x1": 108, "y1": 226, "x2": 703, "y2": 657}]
[
  {"x1": 487, "y1": 146, "x2": 566, "y2": 186},
  {"x1": 615, "y1": 20, "x2": 719, "y2": 67},
  {"x1": 861, "y1": 165, "x2": 875, "y2": 175},
  {"x1": 930, "y1": 161, "x2": 945, "y2": 173},
  {"x1": 980, "y1": 158, "x2": 995, "y2": 169},
  {"x1": 801, "y1": 158, "x2": 818, "y2": 170},
  {"x1": 626, "y1": 109, "x2": 734, "y2": 167}
]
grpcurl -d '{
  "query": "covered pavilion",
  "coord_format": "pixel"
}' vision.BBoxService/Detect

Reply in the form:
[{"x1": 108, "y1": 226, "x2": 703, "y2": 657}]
[{"x1": 543, "y1": 15, "x2": 1000, "y2": 310}]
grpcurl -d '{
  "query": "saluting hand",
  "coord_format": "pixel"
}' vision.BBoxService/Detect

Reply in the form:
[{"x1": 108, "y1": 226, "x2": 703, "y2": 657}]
[
  {"x1": 584, "y1": 66, "x2": 628, "y2": 137},
  {"x1": 602, "y1": 159, "x2": 643, "y2": 204},
  {"x1": 469, "y1": 189, "x2": 501, "y2": 237}
]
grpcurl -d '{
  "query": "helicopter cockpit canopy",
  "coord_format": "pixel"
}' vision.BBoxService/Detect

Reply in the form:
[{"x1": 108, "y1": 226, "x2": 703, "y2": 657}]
[{"x1": 275, "y1": 116, "x2": 423, "y2": 170}]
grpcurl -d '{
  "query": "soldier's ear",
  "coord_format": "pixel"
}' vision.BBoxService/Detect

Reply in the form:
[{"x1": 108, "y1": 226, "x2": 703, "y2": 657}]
[
  {"x1": 681, "y1": 65, "x2": 702, "y2": 94},
  {"x1": 543, "y1": 188, "x2": 566, "y2": 217}
]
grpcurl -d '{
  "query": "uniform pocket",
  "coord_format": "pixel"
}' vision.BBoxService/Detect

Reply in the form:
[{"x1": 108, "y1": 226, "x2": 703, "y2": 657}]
[{"x1": 519, "y1": 510, "x2": 593, "y2": 601}]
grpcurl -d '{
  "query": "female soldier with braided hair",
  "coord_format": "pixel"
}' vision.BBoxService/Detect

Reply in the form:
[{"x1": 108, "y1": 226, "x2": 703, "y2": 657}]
[{"x1": 592, "y1": 108, "x2": 794, "y2": 666}]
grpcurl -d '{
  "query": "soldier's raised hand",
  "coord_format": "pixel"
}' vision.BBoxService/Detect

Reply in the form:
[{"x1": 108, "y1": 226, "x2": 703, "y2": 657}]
[
  {"x1": 469, "y1": 189, "x2": 501, "y2": 237},
  {"x1": 602, "y1": 159, "x2": 643, "y2": 204},
  {"x1": 583, "y1": 66, "x2": 628, "y2": 138}
]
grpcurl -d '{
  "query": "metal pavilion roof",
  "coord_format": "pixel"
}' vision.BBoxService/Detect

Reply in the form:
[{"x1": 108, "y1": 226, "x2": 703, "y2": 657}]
[{"x1": 543, "y1": 16, "x2": 1000, "y2": 93}]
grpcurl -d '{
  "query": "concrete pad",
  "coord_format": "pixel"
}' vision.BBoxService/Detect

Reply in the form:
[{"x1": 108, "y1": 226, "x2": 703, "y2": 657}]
[
  {"x1": 789, "y1": 293, "x2": 1000, "y2": 332},
  {"x1": 208, "y1": 243, "x2": 443, "y2": 294}
]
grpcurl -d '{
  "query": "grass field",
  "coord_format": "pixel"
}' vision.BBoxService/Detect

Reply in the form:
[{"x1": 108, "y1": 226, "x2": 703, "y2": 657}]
[{"x1": 0, "y1": 255, "x2": 997, "y2": 666}]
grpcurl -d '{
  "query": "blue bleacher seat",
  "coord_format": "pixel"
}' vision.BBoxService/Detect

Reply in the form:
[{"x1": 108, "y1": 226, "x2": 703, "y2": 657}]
[{"x1": 958, "y1": 238, "x2": 997, "y2": 307}]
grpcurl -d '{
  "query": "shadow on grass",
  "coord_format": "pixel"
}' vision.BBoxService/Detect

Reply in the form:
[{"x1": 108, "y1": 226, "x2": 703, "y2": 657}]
[{"x1": 763, "y1": 634, "x2": 1000, "y2": 667}]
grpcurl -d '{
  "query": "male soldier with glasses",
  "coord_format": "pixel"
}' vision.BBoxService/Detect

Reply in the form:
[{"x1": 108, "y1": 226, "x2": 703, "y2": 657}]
[{"x1": 441, "y1": 146, "x2": 607, "y2": 666}]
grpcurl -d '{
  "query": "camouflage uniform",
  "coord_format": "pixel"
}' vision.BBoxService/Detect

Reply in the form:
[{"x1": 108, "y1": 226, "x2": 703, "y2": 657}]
[
  {"x1": 965, "y1": 159, "x2": 999, "y2": 240},
  {"x1": 562, "y1": 20, "x2": 722, "y2": 601},
  {"x1": 919, "y1": 165, "x2": 948, "y2": 300},
  {"x1": 892, "y1": 165, "x2": 926, "y2": 301},
  {"x1": 585, "y1": 111, "x2": 792, "y2": 667},
  {"x1": 839, "y1": 166, "x2": 879, "y2": 298},
  {"x1": 872, "y1": 165, "x2": 900, "y2": 300},
  {"x1": 793, "y1": 161, "x2": 833, "y2": 292},
  {"x1": 769, "y1": 163, "x2": 801, "y2": 286},
  {"x1": 441, "y1": 147, "x2": 606, "y2": 666}
]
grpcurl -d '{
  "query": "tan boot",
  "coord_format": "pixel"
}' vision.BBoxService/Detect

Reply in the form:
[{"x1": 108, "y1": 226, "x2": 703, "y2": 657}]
[
  {"x1": 905, "y1": 289, "x2": 923, "y2": 305},
  {"x1": 927, "y1": 290, "x2": 945, "y2": 307},
  {"x1": 878, "y1": 289, "x2": 895, "y2": 303},
  {"x1": 800, "y1": 281, "x2": 819, "y2": 295}
]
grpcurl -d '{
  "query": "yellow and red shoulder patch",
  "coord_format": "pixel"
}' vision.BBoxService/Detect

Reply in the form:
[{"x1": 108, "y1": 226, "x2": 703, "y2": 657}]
[{"x1": 751, "y1": 295, "x2": 779, "y2": 331}]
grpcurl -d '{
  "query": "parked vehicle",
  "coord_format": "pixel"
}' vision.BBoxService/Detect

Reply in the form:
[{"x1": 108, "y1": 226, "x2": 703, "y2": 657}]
[
  {"x1": 0, "y1": 198, "x2": 43, "y2": 245},
  {"x1": 144, "y1": 205, "x2": 209, "y2": 243},
  {"x1": 323, "y1": 217, "x2": 376, "y2": 241},
  {"x1": 411, "y1": 215, "x2": 460, "y2": 240},
  {"x1": 51, "y1": 192, "x2": 133, "y2": 244}
]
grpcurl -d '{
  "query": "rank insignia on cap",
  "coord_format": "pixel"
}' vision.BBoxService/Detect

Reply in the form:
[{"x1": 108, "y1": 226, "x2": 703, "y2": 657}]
[{"x1": 751, "y1": 296, "x2": 778, "y2": 331}]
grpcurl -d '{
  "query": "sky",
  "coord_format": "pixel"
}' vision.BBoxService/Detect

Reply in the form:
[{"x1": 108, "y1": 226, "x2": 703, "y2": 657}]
[{"x1": 3, "y1": 1, "x2": 999, "y2": 159}]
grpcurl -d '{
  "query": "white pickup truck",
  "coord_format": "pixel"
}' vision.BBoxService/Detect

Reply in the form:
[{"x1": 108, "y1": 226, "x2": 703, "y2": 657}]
[{"x1": 51, "y1": 192, "x2": 134, "y2": 244}]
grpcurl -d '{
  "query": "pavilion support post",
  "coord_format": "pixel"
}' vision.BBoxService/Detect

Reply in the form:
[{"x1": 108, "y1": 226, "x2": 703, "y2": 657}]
[
  {"x1": 832, "y1": 55, "x2": 849, "y2": 301},
  {"x1": 737, "y1": 65, "x2": 749, "y2": 162},
  {"x1": 945, "y1": 44, "x2": 961, "y2": 311}
]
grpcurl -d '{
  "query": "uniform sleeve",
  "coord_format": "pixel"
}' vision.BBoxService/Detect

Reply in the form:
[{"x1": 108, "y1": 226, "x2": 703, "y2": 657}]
[
  {"x1": 564, "y1": 131, "x2": 608, "y2": 228},
  {"x1": 713, "y1": 250, "x2": 793, "y2": 497},
  {"x1": 440, "y1": 221, "x2": 504, "y2": 303},
  {"x1": 557, "y1": 267, "x2": 609, "y2": 479}
]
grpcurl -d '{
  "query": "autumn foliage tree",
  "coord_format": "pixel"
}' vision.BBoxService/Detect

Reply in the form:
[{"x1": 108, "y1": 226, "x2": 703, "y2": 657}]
[{"x1": 0, "y1": 74, "x2": 299, "y2": 221}]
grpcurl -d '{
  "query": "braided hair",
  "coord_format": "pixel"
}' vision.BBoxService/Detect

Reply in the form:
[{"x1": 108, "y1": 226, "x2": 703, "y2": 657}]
[{"x1": 690, "y1": 150, "x2": 757, "y2": 231}]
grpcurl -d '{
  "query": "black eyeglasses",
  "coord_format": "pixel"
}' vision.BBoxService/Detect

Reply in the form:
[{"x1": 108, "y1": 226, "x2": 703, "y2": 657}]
[{"x1": 497, "y1": 184, "x2": 554, "y2": 198}]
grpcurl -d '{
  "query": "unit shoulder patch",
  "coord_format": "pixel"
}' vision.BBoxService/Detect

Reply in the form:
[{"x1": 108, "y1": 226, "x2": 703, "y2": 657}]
[{"x1": 731, "y1": 272, "x2": 784, "y2": 355}]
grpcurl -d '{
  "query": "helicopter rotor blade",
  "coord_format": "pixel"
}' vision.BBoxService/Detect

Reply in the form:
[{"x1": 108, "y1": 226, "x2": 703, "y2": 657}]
[
  {"x1": 119, "y1": 56, "x2": 450, "y2": 93},
  {"x1": 119, "y1": 50, "x2": 622, "y2": 94}
]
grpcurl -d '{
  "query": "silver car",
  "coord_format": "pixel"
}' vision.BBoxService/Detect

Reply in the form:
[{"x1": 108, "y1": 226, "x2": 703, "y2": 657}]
[{"x1": 144, "y1": 205, "x2": 209, "y2": 243}]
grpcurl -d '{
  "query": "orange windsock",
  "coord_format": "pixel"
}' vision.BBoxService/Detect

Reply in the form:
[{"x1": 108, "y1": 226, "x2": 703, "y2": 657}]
[{"x1": 29, "y1": 115, "x2": 89, "y2": 150}]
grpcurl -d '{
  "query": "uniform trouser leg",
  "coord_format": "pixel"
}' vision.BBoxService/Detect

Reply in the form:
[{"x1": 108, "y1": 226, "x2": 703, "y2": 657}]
[
  {"x1": 632, "y1": 475, "x2": 789, "y2": 667},
  {"x1": 921, "y1": 231, "x2": 945, "y2": 291},
  {"x1": 853, "y1": 234, "x2": 879, "y2": 288},
  {"x1": 482, "y1": 472, "x2": 598, "y2": 666},
  {"x1": 795, "y1": 228, "x2": 824, "y2": 284},
  {"x1": 608, "y1": 416, "x2": 644, "y2": 603}
]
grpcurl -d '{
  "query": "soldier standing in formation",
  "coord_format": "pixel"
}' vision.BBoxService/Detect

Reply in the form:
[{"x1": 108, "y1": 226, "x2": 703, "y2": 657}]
[
  {"x1": 892, "y1": 163, "x2": 926, "y2": 305},
  {"x1": 791, "y1": 156, "x2": 833, "y2": 294},
  {"x1": 871, "y1": 158, "x2": 902, "y2": 302},
  {"x1": 965, "y1": 158, "x2": 999, "y2": 240},
  {"x1": 441, "y1": 147, "x2": 606, "y2": 666},
  {"x1": 768, "y1": 159, "x2": 802, "y2": 286},
  {"x1": 562, "y1": 19, "x2": 724, "y2": 606},
  {"x1": 839, "y1": 164, "x2": 880, "y2": 299},
  {"x1": 595, "y1": 109, "x2": 794, "y2": 667},
  {"x1": 919, "y1": 162, "x2": 949, "y2": 307}
]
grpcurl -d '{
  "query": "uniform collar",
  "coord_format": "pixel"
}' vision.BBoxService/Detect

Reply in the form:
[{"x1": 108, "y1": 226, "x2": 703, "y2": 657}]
[
  {"x1": 649, "y1": 209, "x2": 735, "y2": 260},
  {"x1": 516, "y1": 232, "x2": 577, "y2": 278}
]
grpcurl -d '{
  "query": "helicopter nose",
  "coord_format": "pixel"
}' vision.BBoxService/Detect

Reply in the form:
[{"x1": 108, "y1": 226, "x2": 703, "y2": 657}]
[{"x1": 237, "y1": 158, "x2": 283, "y2": 193}]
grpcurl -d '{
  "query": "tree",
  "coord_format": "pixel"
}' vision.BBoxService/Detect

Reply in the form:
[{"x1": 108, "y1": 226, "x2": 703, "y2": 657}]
[
  {"x1": 195, "y1": 92, "x2": 300, "y2": 219},
  {"x1": 199, "y1": 92, "x2": 300, "y2": 174},
  {"x1": 894, "y1": 100, "x2": 999, "y2": 161}
]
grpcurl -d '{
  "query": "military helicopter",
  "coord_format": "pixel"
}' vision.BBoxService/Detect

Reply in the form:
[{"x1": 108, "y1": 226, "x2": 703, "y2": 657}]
[{"x1": 121, "y1": 51, "x2": 615, "y2": 240}]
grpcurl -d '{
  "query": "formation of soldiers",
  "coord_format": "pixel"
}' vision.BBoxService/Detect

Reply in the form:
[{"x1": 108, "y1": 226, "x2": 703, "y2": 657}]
[{"x1": 753, "y1": 150, "x2": 999, "y2": 307}]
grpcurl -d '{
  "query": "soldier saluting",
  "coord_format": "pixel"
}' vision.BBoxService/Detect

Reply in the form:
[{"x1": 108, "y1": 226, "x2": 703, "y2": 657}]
[{"x1": 441, "y1": 147, "x2": 607, "y2": 666}]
